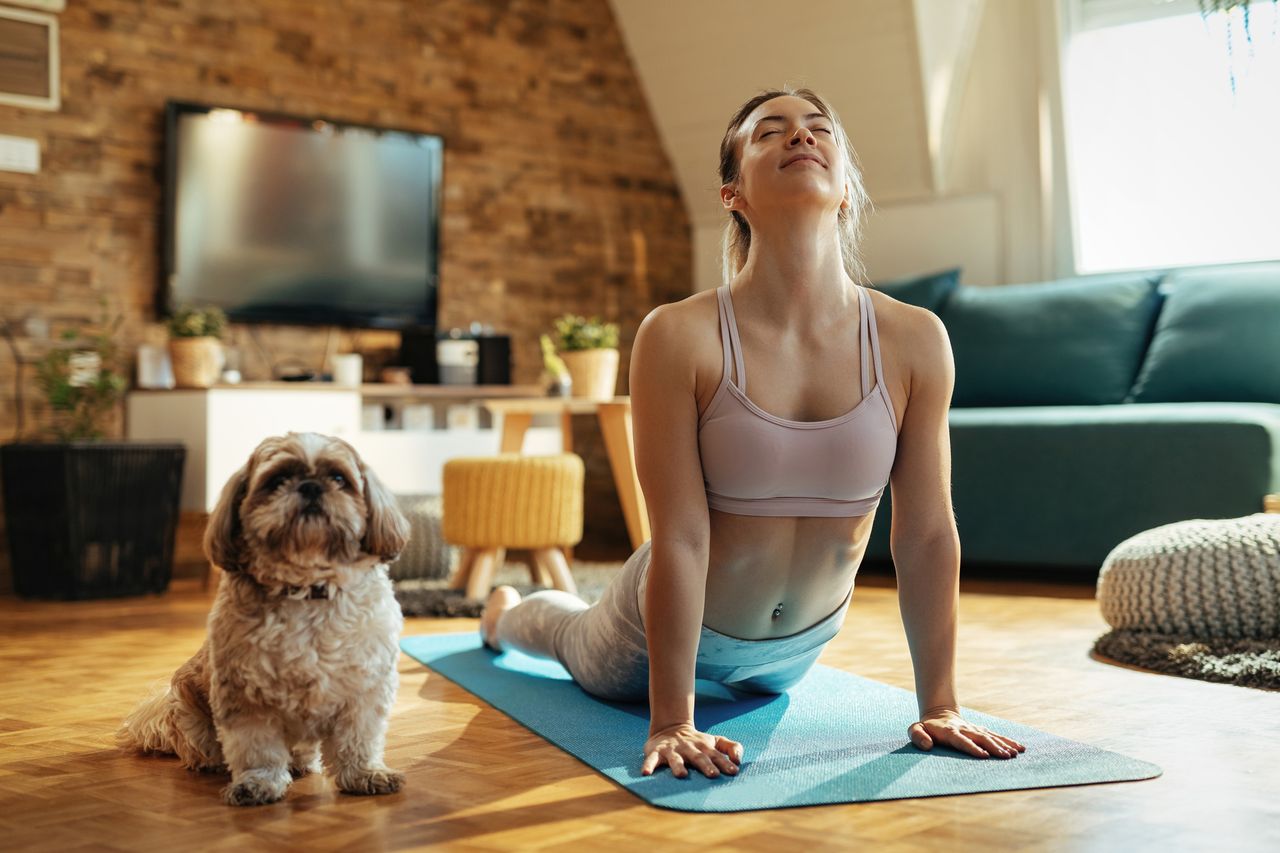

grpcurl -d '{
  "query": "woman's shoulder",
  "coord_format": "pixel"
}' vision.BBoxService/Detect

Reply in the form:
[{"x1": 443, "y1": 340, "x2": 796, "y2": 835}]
[
  {"x1": 865, "y1": 285, "x2": 948, "y2": 353},
  {"x1": 864, "y1": 286, "x2": 951, "y2": 423},
  {"x1": 636, "y1": 289, "x2": 723, "y2": 362},
  {"x1": 634, "y1": 289, "x2": 726, "y2": 407}
]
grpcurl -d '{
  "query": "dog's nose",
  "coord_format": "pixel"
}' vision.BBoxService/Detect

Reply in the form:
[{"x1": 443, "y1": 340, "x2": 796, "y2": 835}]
[{"x1": 297, "y1": 480, "x2": 324, "y2": 501}]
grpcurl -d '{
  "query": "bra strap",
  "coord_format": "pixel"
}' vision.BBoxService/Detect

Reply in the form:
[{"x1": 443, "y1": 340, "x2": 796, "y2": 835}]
[
  {"x1": 864, "y1": 287, "x2": 894, "y2": 428},
  {"x1": 719, "y1": 285, "x2": 747, "y2": 392},
  {"x1": 858, "y1": 286, "x2": 870, "y2": 398}
]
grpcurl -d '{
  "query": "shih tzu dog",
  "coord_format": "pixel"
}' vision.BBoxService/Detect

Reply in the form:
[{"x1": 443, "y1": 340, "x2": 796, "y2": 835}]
[{"x1": 117, "y1": 432, "x2": 410, "y2": 806}]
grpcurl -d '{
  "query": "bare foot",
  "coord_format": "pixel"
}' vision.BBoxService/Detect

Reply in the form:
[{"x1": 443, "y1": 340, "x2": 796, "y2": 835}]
[{"x1": 480, "y1": 585, "x2": 521, "y2": 651}]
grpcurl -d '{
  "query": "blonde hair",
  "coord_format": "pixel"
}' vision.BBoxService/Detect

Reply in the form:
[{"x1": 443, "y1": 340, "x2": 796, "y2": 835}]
[{"x1": 718, "y1": 86, "x2": 874, "y2": 287}]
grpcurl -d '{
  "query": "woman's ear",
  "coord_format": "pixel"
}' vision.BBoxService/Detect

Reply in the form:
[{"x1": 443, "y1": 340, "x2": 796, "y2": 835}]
[
  {"x1": 359, "y1": 458, "x2": 409, "y2": 563},
  {"x1": 721, "y1": 183, "x2": 738, "y2": 211},
  {"x1": 204, "y1": 459, "x2": 253, "y2": 573}
]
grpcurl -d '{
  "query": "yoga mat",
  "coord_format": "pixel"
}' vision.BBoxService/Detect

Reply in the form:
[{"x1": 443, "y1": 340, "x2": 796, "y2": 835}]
[{"x1": 401, "y1": 632, "x2": 1161, "y2": 812}]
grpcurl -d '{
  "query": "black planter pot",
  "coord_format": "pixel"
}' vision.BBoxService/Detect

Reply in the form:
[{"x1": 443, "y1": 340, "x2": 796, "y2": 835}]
[{"x1": 1, "y1": 442, "x2": 186, "y2": 600}]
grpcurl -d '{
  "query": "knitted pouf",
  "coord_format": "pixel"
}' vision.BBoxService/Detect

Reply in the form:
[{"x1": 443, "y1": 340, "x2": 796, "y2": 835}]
[
  {"x1": 1096, "y1": 513, "x2": 1280, "y2": 640},
  {"x1": 442, "y1": 453, "x2": 584, "y2": 549},
  {"x1": 390, "y1": 494, "x2": 456, "y2": 583},
  {"x1": 441, "y1": 452, "x2": 584, "y2": 600}
]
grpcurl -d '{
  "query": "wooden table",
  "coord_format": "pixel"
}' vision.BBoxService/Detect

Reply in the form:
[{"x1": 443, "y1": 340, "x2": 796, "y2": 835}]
[{"x1": 477, "y1": 395, "x2": 651, "y2": 551}]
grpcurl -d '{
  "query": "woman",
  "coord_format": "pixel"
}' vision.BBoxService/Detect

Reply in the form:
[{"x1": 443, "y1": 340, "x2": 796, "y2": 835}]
[{"x1": 481, "y1": 87, "x2": 1027, "y2": 779}]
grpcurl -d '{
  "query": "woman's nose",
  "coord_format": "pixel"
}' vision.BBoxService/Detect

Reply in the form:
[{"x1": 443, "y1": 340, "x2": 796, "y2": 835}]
[{"x1": 790, "y1": 129, "x2": 815, "y2": 145}]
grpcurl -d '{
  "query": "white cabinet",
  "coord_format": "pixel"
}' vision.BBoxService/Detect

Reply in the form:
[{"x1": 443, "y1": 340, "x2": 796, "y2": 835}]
[
  {"x1": 126, "y1": 384, "x2": 563, "y2": 511},
  {"x1": 127, "y1": 386, "x2": 361, "y2": 511}
]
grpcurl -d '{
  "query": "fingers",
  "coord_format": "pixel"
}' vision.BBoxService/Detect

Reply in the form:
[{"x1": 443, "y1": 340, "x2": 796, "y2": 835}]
[
  {"x1": 960, "y1": 724, "x2": 1024, "y2": 758},
  {"x1": 908, "y1": 722, "x2": 933, "y2": 749},
  {"x1": 950, "y1": 730, "x2": 990, "y2": 758},
  {"x1": 640, "y1": 749, "x2": 661, "y2": 776},
  {"x1": 677, "y1": 743, "x2": 720, "y2": 778},
  {"x1": 703, "y1": 744, "x2": 739, "y2": 775},
  {"x1": 715, "y1": 736, "x2": 745, "y2": 765},
  {"x1": 664, "y1": 747, "x2": 689, "y2": 778},
  {"x1": 994, "y1": 734, "x2": 1027, "y2": 753}
]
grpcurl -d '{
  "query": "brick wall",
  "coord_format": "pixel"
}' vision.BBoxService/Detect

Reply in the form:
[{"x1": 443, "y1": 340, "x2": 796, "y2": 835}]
[{"x1": 0, "y1": 0, "x2": 693, "y2": 591}]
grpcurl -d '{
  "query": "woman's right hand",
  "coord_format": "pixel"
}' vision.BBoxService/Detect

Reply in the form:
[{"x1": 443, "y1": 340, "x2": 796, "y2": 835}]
[{"x1": 641, "y1": 722, "x2": 743, "y2": 779}]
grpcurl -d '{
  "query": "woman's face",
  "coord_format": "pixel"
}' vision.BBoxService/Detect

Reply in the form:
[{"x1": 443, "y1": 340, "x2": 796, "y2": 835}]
[{"x1": 723, "y1": 95, "x2": 849, "y2": 224}]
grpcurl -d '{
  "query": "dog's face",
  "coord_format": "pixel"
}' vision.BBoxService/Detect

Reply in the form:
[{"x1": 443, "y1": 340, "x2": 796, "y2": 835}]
[{"x1": 204, "y1": 432, "x2": 409, "y2": 580}]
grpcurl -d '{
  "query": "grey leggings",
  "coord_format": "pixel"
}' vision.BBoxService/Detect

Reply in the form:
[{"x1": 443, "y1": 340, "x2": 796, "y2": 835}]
[{"x1": 493, "y1": 538, "x2": 854, "y2": 702}]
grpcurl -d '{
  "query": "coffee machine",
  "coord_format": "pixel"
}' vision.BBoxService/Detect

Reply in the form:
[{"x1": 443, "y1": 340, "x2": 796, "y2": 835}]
[{"x1": 398, "y1": 324, "x2": 511, "y2": 385}]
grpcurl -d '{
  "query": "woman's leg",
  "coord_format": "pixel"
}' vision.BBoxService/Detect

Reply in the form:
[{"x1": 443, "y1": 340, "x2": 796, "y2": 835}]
[{"x1": 488, "y1": 539, "x2": 654, "y2": 701}]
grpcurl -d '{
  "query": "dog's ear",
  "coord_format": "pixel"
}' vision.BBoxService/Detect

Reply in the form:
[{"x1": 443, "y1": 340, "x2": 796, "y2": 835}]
[
  {"x1": 358, "y1": 456, "x2": 409, "y2": 563},
  {"x1": 204, "y1": 458, "x2": 253, "y2": 573}
]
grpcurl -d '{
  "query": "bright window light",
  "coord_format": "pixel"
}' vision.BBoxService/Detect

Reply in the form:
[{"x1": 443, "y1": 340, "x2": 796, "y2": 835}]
[{"x1": 1063, "y1": 0, "x2": 1280, "y2": 273}]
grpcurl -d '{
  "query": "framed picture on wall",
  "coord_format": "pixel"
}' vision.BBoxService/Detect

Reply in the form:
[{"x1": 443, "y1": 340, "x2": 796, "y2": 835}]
[{"x1": 0, "y1": 5, "x2": 60, "y2": 111}]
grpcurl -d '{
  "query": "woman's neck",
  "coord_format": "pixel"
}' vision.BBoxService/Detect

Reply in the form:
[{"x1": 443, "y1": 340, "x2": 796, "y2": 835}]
[{"x1": 733, "y1": 218, "x2": 856, "y2": 330}]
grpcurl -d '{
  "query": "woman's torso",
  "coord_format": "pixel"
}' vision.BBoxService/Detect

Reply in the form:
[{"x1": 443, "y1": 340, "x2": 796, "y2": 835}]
[{"x1": 686, "y1": 283, "x2": 907, "y2": 640}]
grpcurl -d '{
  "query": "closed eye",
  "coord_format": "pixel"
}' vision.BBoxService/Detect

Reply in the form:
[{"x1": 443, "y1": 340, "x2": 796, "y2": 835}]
[{"x1": 761, "y1": 128, "x2": 832, "y2": 137}]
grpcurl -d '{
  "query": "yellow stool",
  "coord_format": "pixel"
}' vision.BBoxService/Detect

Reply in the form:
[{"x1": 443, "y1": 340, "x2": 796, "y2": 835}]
[{"x1": 442, "y1": 453, "x2": 584, "y2": 601}]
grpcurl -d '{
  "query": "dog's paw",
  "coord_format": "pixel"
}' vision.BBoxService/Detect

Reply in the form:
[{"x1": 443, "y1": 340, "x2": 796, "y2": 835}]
[
  {"x1": 336, "y1": 767, "x2": 405, "y2": 796},
  {"x1": 289, "y1": 746, "x2": 322, "y2": 778},
  {"x1": 289, "y1": 760, "x2": 321, "y2": 779},
  {"x1": 222, "y1": 774, "x2": 289, "y2": 806}
]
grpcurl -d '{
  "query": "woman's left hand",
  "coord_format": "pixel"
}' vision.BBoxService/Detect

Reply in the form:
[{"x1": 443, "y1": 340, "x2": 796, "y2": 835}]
[{"x1": 908, "y1": 708, "x2": 1027, "y2": 759}]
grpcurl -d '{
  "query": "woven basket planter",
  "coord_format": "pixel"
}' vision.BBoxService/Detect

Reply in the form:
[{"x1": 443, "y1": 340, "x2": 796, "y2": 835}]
[
  {"x1": 169, "y1": 337, "x2": 222, "y2": 388},
  {"x1": 560, "y1": 348, "x2": 619, "y2": 400}
]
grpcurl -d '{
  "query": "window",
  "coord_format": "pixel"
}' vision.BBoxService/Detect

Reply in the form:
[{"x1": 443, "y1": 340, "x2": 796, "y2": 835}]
[{"x1": 1061, "y1": 0, "x2": 1280, "y2": 272}]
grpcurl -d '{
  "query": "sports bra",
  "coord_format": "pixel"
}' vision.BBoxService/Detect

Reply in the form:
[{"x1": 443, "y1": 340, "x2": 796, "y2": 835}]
[{"x1": 697, "y1": 283, "x2": 899, "y2": 517}]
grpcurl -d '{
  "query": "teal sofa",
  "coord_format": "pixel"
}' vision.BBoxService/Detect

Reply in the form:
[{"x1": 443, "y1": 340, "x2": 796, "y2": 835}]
[{"x1": 864, "y1": 261, "x2": 1280, "y2": 572}]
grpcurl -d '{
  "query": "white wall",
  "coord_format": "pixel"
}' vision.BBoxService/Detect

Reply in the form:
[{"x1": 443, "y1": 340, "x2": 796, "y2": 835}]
[{"x1": 608, "y1": 0, "x2": 1070, "y2": 291}]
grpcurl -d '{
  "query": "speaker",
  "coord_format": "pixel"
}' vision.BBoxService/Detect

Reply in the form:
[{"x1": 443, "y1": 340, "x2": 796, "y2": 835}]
[
  {"x1": 397, "y1": 327, "x2": 439, "y2": 384},
  {"x1": 474, "y1": 335, "x2": 511, "y2": 385}
]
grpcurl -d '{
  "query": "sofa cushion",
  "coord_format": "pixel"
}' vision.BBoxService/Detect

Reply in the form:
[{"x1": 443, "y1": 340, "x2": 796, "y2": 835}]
[
  {"x1": 939, "y1": 273, "x2": 1164, "y2": 406},
  {"x1": 1128, "y1": 263, "x2": 1280, "y2": 404},
  {"x1": 873, "y1": 267, "x2": 960, "y2": 314}
]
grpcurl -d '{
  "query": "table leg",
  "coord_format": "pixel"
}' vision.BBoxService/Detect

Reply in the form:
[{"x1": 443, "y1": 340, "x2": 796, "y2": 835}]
[
  {"x1": 597, "y1": 402, "x2": 650, "y2": 550},
  {"x1": 560, "y1": 409, "x2": 573, "y2": 454},
  {"x1": 499, "y1": 412, "x2": 533, "y2": 453}
]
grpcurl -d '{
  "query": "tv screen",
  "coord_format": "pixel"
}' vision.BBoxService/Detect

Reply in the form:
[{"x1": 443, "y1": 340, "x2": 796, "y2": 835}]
[{"x1": 161, "y1": 101, "x2": 442, "y2": 329}]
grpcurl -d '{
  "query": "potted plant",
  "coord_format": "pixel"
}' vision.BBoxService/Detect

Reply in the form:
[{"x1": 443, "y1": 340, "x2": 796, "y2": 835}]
[
  {"x1": 1, "y1": 308, "x2": 186, "y2": 599},
  {"x1": 549, "y1": 313, "x2": 620, "y2": 400},
  {"x1": 167, "y1": 305, "x2": 227, "y2": 388}
]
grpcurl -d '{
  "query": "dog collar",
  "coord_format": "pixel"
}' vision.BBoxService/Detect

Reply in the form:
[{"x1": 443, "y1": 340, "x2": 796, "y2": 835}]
[{"x1": 284, "y1": 583, "x2": 333, "y2": 600}]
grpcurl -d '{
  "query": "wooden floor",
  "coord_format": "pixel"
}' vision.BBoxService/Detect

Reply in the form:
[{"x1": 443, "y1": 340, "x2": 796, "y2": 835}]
[{"x1": 1, "y1": 567, "x2": 1276, "y2": 852}]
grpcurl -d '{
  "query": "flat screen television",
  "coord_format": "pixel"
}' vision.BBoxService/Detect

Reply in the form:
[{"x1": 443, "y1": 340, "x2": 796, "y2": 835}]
[{"x1": 160, "y1": 100, "x2": 442, "y2": 329}]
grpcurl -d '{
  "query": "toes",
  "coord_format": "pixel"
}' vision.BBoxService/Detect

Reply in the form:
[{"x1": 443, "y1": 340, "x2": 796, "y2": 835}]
[
  {"x1": 337, "y1": 767, "x2": 405, "y2": 796},
  {"x1": 222, "y1": 777, "x2": 287, "y2": 806}
]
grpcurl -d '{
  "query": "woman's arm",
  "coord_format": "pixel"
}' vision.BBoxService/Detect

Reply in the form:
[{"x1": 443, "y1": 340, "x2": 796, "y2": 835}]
[
  {"x1": 629, "y1": 303, "x2": 742, "y2": 778},
  {"x1": 888, "y1": 306, "x2": 1025, "y2": 759}
]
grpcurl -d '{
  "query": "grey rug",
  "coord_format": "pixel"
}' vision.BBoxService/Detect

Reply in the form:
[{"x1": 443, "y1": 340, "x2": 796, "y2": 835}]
[
  {"x1": 1092, "y1": 629, "x2": 1280, "y2": 691},
  {"x1": 394, "y1": 557, "x2": 620, "y2": 617}
]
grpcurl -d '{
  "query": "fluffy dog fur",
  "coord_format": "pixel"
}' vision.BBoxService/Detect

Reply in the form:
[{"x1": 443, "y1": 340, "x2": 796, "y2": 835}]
[{"x1": 117, "y1": 432, "x2": 411, "y2": 806}]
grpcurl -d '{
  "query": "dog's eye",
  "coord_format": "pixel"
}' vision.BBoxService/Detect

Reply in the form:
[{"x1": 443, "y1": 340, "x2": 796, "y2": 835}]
[
  {"x1": 267, "y1": 475, "x2": 287, "y2": 492},
  {"x1": 330, "y1": 473, "x2": 346, "y2": 487}
]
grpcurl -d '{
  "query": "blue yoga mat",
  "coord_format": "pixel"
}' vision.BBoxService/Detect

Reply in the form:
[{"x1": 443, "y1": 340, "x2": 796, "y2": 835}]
[{"x1": 400, "y1": 632, "x2": 1161, "y2": 812}]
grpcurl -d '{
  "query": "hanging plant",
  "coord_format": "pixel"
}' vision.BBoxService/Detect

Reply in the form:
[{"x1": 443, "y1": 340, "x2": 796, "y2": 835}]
[{"x1": 1197, "y1": 0, "x2": 1279, "y2": 93}]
